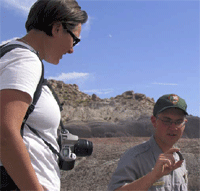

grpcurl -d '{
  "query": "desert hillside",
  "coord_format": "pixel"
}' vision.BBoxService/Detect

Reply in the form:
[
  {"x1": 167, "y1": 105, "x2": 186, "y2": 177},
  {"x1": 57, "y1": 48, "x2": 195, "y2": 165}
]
[
  {"x1": 49, "y1": 80, "x2": 200, "y2": 139},
  {"x1": 48, "y1": 80, "x2": 200, "y2": 190}
]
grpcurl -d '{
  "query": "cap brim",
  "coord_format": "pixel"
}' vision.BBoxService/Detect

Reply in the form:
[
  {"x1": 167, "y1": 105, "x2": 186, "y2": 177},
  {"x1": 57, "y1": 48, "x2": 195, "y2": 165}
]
[{"x1": 157, "y1": 106, "x2": 188, "y2": 115}]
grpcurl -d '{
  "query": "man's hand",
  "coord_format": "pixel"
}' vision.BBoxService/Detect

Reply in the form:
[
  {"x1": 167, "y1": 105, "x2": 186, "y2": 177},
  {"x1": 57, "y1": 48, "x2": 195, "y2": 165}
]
[
  {"x1": 152, "y1": 148, "x2": 184, "y2": 180},
  {"x1": 115, "y1": 148, "x2": 184, "y2": 191}
]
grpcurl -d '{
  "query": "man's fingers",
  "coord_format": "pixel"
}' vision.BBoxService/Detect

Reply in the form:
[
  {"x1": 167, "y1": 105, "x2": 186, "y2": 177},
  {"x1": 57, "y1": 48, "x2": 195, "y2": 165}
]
[
  {"x1": 165, "y1": 148, "x2": 180, "y2": 154},
  {"x1": 154, "y1": 150, "x2": 184, "y2": 178},
  {"x1": 159, "y1": 154, "x2": 175, "y2": 165},
  {"x1": 156, "y1": 157, "x2": 174, "y2": 172},
  {"x1": 173, "y1": 160, "x2": 183, "y2": 170}
]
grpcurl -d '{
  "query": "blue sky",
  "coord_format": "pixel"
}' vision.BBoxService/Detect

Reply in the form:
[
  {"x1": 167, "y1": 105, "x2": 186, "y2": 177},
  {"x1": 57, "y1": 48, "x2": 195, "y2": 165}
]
[{"x1": 1, "y1": 0, "x2": 199, "y2": 117}]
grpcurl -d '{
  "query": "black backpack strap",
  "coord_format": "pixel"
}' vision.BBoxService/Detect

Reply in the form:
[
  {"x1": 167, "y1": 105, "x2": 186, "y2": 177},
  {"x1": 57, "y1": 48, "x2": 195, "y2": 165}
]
[
  {"x1": 22, "y1": 62, "x2": 44, "y2": 122},
  {"x1": 1, "y1": 43, "x2": 63, "y2": 160},
  {"x1": 0, "y1": 44, "x2": 31, "y2": 58},
  {"x1": 1, "y1": 43, "x2": 67, "y2": 157},
  {"x1": 26, "y1": 82, "x2": 66, "y2": 156},
  {"x1": 0, "y1": 43, "x2": 44, "y2": 135}
]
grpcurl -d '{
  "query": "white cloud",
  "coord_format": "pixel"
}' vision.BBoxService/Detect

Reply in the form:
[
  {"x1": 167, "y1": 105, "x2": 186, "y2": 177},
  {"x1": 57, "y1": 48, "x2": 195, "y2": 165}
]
[
  {"x1": 81, "y1": 16, "x2": 93, "y2": 38},
  {"x1": 152, "y1": 82, "x2": 178, "y2": 86},
  {"x1": 82, "y1": 16, "x2": 92, "y2": 32},
  {"x1": 48, "y1": 72, "x2": 90, "y2": 81},
  {"x1": 2, "y1": 0, "x2": 35, "y2": 14},
  {"x1": 83, "y1": 88, "x2": 114, "y2": 95},
  {"x1": 109, "y1": 34, "x2": 112, "y2": 38}
]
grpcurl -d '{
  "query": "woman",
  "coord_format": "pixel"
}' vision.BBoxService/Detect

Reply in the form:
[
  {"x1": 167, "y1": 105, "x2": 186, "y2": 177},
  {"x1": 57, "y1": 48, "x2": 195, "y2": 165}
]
[{"x1": 0, "y1": 0, "x2": 88, "y2": 190}]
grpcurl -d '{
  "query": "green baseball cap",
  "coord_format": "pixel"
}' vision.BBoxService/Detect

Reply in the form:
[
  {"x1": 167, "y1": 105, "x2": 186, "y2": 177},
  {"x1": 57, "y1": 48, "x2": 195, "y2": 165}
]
[{"x1": 153, "y1": 94, "x2": 188, "y2": 116}]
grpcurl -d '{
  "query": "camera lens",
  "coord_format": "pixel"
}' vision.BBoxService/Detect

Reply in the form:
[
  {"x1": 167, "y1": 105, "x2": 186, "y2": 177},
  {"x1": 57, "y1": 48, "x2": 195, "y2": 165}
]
[{"x1": 74, "y1": 139, "x2": 93, "y2": 157}]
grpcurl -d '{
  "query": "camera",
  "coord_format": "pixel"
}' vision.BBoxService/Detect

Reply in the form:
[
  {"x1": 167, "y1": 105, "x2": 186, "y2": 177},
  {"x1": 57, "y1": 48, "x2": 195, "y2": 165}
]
[{"x1": 58, "y1": 129, "x2": 93, "y2": 171}]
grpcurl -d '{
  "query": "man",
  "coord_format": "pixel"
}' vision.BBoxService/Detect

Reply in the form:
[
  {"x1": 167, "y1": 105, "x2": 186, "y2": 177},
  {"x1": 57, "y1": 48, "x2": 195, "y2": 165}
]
[{"x1": 108, "y1": 94, "x2": 188, "y2": 191}]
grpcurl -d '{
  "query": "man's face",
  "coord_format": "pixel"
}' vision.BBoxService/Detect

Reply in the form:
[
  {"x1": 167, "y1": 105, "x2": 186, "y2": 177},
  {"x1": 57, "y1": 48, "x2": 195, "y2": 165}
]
[{"x1": 151, "y1": 108, "x2": 187, "y2": 151}]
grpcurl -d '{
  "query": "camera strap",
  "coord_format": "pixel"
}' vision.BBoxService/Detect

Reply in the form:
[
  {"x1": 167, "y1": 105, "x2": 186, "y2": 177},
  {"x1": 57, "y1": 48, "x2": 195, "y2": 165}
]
[
  {"x1": 26, "y1": 81, "x2": 66, "y2": 160},
  {"x1": 27, "y1": 124, "x2": 62, "y2": 159}
]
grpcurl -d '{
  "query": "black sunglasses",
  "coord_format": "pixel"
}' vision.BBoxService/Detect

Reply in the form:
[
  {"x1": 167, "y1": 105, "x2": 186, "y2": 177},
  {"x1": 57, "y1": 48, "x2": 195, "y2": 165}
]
[
  {"x1": 65, "y1": 28, "x2": 80, "y2": 47},
  {"x1": 61, "y1": 23, "x2": 81, "y2": 46}
]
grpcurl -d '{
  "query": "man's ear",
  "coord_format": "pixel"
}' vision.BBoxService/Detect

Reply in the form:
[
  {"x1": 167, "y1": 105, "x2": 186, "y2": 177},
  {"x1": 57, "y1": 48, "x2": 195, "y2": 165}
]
[
  {"x1": 151, "y1": 115, "x2": 157, "y2": 128},
  {"x1": 184, "y1": 118, "x2": 188, "y2": 123}
]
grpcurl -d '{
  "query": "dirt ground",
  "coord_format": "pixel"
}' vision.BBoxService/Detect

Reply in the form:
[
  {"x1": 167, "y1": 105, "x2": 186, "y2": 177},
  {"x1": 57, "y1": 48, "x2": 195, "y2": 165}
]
[{"x1": 60, "y1": 137, "x2": 200, "y2": 191}]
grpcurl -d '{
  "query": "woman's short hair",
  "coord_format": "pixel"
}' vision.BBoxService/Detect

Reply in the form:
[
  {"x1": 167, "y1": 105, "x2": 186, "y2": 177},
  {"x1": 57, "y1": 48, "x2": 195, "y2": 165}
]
[{"x1": 25, "y1": 0, "x2": 88, "y2": 36}]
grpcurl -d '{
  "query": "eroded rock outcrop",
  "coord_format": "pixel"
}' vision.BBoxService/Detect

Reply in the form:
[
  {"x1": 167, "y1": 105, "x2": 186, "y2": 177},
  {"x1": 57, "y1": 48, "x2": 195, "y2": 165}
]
[
  {"x1": 48, "y1": 80, "x2": 154, "y2": 123},
  {"x1": 48, "y1": 80, "x2": 200, "y2": 138}
]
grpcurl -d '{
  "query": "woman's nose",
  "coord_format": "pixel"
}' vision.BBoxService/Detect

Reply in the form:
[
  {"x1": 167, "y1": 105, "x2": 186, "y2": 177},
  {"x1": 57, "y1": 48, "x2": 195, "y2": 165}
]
[{"x1": 68, "y1": 47, "x2": 74, "y2": 54}]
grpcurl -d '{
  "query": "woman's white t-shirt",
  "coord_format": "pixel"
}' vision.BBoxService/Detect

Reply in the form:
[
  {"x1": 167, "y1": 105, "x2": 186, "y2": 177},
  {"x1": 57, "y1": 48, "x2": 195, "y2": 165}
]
[{"x1": 0, "y1": 40, "x2": 61, "y2": 190}]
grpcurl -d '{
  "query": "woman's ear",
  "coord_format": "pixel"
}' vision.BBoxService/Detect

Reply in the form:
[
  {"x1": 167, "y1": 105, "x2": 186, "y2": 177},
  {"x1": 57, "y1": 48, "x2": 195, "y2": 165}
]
[{"x1": 52, "y1": 23, "x2": 62, "y2": 37}]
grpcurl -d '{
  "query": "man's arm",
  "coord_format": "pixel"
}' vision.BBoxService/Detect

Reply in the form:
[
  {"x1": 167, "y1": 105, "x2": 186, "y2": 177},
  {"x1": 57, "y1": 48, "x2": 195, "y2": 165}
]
[{"x1": 116, "y1": 148, "x2": 183, "y2": 191}]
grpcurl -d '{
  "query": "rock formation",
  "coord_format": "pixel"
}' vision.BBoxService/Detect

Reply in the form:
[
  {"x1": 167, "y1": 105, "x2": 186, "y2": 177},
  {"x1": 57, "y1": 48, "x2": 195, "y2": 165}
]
[
  {"x1": 49, "y1": 80, "x2": 200, "y2": 138},
  {"x1": 48, "y1": 80, "x2": 200, "y2": 191}
]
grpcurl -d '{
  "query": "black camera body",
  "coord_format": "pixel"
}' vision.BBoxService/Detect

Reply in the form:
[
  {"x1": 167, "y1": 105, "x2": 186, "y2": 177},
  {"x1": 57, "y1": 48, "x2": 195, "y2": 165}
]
[{"x1": 58, "y1": 129, "x2": 93, "y2": 171}]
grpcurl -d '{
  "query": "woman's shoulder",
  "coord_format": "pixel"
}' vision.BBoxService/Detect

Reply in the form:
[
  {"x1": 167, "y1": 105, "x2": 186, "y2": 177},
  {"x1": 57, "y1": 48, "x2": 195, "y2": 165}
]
[
  {"x1": 0, "y1": 39, "x2": 42, "y2": 99},
  {"x1": 1, "y1": 39, "x2": 39, "y2": 60}
]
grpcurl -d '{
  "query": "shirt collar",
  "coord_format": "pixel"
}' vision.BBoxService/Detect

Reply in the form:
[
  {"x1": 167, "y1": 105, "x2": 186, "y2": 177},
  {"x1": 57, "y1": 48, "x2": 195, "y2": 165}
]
[
  {"x1": 148, "y1": 136, "x2": 180, "y2": 162},
  {"x1": 149, "y1": 135, "x2": 163, "y2": 161}
]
